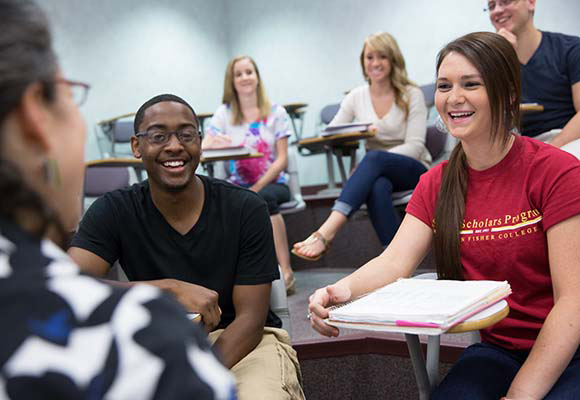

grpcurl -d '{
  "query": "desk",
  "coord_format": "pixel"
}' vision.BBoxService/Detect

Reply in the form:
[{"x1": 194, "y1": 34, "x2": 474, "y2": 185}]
[
  {"x1": 405, "y1": 300, "x2": 509, "y2": 400},
  {"x1": 86, "y1": 158, "x2": 142, "y2": 168},
  {"x1": 96, "y1": 112, "x2": 135, "y2": 127},
  {"x1": 97, "y1": 111, "x2": 215, "y2": 135},
  {"x1": 283, "y1": 102, "x2": 307, "y2": 142},
  {"x1": 197, "y1": 112, "x2": 213, "y2": 135},
  {"x1": 201, "y1": 152, "x2": 263, "y2": 177},
  {"x1": 88, "y1": 155, "x2": 264, "y2": 180},
  {"x1": 298, "y1": 131, "x2": 375, "y2": 194},
  {"x1": 86, "y1": 157, "x2": 146, "y2": 181},
  {"x1": 520, "y1": 103, "x2": 544, "y2": 113}
]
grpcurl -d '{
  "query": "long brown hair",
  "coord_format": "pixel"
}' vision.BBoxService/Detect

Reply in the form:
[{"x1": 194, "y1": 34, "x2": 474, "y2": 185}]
[
  {"x1": 359, "y1": 32, "x2": 415, "y2": 117},
  {"x1": 222, "y1": 55, "x2": 271, "y2": 125},
  {"x1": 433, "y1": 32, "x2": 521, "y2": 280}
]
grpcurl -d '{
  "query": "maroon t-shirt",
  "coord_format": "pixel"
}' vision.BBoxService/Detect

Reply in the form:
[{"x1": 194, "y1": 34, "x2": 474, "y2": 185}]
[{"x1": 407, "y1": 135, "x2": 580, "y2": 350}]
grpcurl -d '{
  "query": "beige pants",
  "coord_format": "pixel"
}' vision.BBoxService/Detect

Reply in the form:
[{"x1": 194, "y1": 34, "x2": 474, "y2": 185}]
[{"x1": 209, "y1": 327, "x2": 305, "y2": 400}]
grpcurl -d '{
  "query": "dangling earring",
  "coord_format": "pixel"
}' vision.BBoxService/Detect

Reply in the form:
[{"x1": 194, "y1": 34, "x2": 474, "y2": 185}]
[
  {"x1": 435, "y1": 115, "x2": 449, "y2": 134},
  {"x1": 43, "y1": 158, "x2": 61, "y2": 188}
]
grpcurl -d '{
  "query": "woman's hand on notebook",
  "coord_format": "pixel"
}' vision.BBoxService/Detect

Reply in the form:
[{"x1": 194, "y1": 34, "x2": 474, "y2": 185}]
[
  {"x1": 308, "y1": 283, "x2": 351, "y2": 337},
  {"x1": 201, "y1": 133, "x2": 232, "y2": 150}
]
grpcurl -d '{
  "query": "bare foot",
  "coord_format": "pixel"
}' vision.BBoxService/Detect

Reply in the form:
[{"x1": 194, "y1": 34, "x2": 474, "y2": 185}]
[{"x1": 292, "y1": 232, "x2": 330, "y2": 260}]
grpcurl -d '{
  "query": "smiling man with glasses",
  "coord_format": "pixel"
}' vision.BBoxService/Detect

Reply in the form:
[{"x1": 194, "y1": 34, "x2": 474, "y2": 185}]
[
  {"x1": 486, "y1": 0, "x2": 580, "y2": 158},
  {"x1": 68, "y1": 94, "x2": 304, "y2": 399}
]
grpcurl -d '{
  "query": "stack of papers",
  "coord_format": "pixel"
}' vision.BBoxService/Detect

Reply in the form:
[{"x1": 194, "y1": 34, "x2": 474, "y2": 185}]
[
  {"x1": 321, "y1": 122, "x2": 372, "y2": 136},
  {"x1": 327, "y1": 278, "x2": 511, "y2": 335},
  {"x1": 202, "y1": 145, "x2": 250, "y2": 159}
]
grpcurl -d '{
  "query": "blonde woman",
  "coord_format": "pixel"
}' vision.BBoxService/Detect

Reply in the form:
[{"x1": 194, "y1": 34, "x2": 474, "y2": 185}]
[
  {"x1": 293, "y1": 32, "x2": 429, "y2": 260},
  {"x1": 204, "y1": 56, "x2": 296, "y2": 294}
]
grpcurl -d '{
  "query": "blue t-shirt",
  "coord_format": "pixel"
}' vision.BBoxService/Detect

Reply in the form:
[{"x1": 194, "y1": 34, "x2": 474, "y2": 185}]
[{"x1": 521, "y1": 31, "x2": 580, "y2": 137}]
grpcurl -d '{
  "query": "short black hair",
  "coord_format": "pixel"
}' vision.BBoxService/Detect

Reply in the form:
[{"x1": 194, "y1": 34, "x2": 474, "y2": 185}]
[{"x1": 133, "y1": 93, "x2": 199, "y2": 134}]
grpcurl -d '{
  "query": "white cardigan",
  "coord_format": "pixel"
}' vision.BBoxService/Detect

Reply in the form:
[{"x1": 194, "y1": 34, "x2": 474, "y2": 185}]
[{"x1": 330, "y1": 84, "x2": 430, "y2": 167}]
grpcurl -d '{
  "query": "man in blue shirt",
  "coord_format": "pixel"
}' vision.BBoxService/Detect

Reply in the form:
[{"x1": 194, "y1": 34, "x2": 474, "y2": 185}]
[{"x1": 487, "y1": 0, "x2": 580, "y2": 157}]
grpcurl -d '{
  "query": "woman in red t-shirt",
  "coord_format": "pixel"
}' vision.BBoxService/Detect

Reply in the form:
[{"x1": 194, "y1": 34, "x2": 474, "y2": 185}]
[{"x1": 308, "y1": 32, "x2": 580, "y2": 399}]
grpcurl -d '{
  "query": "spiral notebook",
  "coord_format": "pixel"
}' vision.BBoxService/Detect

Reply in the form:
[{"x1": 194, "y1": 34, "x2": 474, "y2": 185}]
[
  {"x1": 202, "y1": 145, "x2": 250, "y2": 159},
  {"x1": 321, "y1": 122, "x2": 372, "y2": 136},
  {"x1": 326, "y1": 278, "x2": 511, "y2": 335}
]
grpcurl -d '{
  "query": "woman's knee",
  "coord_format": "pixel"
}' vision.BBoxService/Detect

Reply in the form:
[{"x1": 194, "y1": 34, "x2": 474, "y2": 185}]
[
  {"x1": 371, "y1": 176, "x2": 393, "y2": 195},
  {"x1": 265, "y1": 200, "x2": 280, "y2": 215},
  {"x1": 361, "y1": 150, "x2": 385, "y2": 166},
  {"x1": 256, "y1": 192, "x2": 278, "y2": 215}
]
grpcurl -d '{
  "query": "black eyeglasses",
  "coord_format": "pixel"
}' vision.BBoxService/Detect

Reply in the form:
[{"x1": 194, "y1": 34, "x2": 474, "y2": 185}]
[
  {"x1": 484, "y1": 0, "x2": 520, "y2": 12},
  {"x1": 55, "y1": 78, "x2": 90, "y2": 106},
  {"x1": 135, "y1": 128, "x2": 200, "y2": 146}
]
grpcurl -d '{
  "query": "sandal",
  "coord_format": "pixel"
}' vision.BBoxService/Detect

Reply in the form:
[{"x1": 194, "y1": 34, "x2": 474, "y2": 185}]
[{"x1": 291, "y1": 232, "x2": 331, "y2": 261}]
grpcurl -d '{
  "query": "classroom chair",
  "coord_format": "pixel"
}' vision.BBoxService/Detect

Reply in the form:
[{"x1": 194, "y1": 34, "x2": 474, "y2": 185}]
[
  {"x1": 205, "y1": 145, "x2": 305, "y2": 216},
  {"x1": 83, "y1": 165, "x2": 130, "y2": 212},
  {"x1": 297, "y1": 103, "x2": 364, "y2": 194},
  {"x1": 391, "y1": 125, "x2": 450, "y2": 208},
  {"x1": 407, "y1": 272, "x2": 506, "y2": 400},
  {"x1": 420, "y1": 82, "x2": 438, "y2": 124},
  {"x1": 270, "y1": 265, "x2": 291, "y2": 332},
  {"x1": 280, "y1": 146, "x2": 306, "y2": 215},
  {"x1": 95, "y1": 114, "x2": 135, "y2": 158}
]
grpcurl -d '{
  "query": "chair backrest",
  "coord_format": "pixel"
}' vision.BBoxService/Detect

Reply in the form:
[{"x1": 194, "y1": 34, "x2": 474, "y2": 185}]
[
  {"x1": 83, "y1": 166, "x2": 130, "y2": 212},
  {"x1": 425, "y1": 125, "x2": 447, "y2": 161},
  {"x1": 84, "y1": 166, "x2": 130, "y2": 197},
  {"x1": 96, "y1": 115, "x2": 135, "y2": 158},
  {"x1": 420, "y1": 83, "x2": 436, "y2": 108},
  {"x1": 320, "y1": 103, "x2": 340, "y2": 125},
  {"x1": 110, "y1": 120, "x2": 134, "y2": 143}
]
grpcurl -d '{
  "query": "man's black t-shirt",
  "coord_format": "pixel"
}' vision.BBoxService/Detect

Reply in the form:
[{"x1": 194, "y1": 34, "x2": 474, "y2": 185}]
[
  {"x1": 71, "y1": 175, "x2": 281, "y2": 329},
  {"x1": 521, "y1": 31, "x2": 580, "y2": 136}
]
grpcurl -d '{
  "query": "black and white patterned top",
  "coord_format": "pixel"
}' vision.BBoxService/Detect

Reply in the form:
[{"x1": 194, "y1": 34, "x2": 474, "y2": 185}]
[{"x1": 0, "y1": 219, "x2": 236, "y2": 399}]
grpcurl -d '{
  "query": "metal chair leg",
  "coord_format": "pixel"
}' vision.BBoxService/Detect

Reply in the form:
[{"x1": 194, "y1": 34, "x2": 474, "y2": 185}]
[
  {"x1": 405, "y1": 334, "x2": 431, "y2": 400},
  {"x1": 324, "y1": 146, "x2": 336, "y2": 189},
  {"x1": 426, "y1": 335, "x2": 440, "y2": 390}
]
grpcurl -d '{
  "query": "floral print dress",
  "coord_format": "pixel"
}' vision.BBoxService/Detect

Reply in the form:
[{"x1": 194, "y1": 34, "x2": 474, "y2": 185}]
[{"x1": 207, "y1": 104, "x2": 291, "y2": 186}]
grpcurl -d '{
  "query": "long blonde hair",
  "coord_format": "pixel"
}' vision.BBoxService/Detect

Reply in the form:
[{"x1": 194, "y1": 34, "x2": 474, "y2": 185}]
[
  {"x1": 359, "y1": 32, "x2": 415, "y2": 117},
  {"x1": 222, "y1": 55, "x2": 271, "y2": 125}
]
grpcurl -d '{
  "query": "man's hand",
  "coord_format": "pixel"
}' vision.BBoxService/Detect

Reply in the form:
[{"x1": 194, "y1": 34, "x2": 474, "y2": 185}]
[
  {"x1": 497, "y1": 28, "x2": 518, "y2": 50},
  {"x1": 163, "y1": 279, "x2": 221, "y2": 332}
]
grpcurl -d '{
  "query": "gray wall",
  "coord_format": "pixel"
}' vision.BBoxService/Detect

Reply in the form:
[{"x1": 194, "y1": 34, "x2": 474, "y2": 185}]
[{"x1": 39, "y1": 0, "x2": 580, "y2": 185}]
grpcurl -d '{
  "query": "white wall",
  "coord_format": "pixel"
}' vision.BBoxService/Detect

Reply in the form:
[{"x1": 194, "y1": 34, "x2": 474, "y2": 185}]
[
  {"x1": 227, "y1": 0, "x2": 580, "y2": 185},
  {"x1": 38, "y1": 0, "x2": 580, "y2": 185},
  {"x1": 38, "y1": 0, "x2": 229, "y2": 161}
]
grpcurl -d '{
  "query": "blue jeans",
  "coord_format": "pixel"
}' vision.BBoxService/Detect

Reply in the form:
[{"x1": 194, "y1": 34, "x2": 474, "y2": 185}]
[
  {"x1": 332, "y1": 150, "x2": 427, "y2": 245},
  {"x1": 431, "y1": 342, "x2": 580, "y2": 399},
  {"x1": 257, "y1": 183, "x2": 291, "y2": 215}
]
